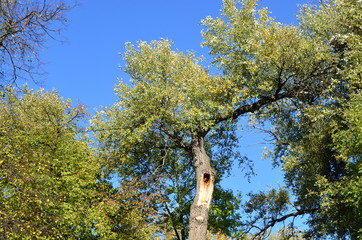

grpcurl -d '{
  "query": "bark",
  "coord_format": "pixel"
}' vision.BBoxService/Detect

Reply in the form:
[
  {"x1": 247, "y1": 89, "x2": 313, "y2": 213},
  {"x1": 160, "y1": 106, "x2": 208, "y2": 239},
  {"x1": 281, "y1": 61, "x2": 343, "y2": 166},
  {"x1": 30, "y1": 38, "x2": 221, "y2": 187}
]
[{"x1": 188, "y1": 136, "x2": 215, "y2": 240}]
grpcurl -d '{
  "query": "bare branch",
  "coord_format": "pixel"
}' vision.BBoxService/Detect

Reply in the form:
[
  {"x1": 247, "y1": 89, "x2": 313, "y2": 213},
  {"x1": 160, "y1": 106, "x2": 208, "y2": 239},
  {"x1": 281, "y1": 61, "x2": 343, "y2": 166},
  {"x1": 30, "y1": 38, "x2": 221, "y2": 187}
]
[
  {"x1": 0, "y1": 0, "x2": 76, "y2": 85},
  {"x1": 252, "y1": 208, "x2": 318, "y2": 239}
]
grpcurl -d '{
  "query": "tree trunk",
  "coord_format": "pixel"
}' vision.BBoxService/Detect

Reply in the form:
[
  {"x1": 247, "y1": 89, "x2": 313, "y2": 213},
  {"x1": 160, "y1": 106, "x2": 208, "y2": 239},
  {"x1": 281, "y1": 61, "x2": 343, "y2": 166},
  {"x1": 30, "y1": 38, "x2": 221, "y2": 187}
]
[{"x1": 188, "y1": 136, "x2": 215, "y2": 240}]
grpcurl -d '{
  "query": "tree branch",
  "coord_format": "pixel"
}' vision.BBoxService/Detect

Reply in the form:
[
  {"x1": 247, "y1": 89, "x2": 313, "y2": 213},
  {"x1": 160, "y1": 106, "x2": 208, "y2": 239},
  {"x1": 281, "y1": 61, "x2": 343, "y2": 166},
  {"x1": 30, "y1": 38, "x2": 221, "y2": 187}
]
[
  {"x1": 252, "y1": 208, "x2": 318, "y2": 239},
  {"x1": 164, "y1": 201, "x2": 182, "y2": 240},
  {"x1": 216, "y1": 92, "x2": 293, "y2": 125}
]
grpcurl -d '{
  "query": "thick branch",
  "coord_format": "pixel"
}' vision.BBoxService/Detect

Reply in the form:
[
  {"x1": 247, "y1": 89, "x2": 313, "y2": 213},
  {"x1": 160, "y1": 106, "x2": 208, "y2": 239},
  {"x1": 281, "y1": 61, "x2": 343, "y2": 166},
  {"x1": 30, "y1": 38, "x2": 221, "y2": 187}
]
[
  {"x1": 216, "y1": 92, "x2": 292, "y2": 125},
  {"x1": 208, "y1": 62, "x2": 337, "y2": 135}
]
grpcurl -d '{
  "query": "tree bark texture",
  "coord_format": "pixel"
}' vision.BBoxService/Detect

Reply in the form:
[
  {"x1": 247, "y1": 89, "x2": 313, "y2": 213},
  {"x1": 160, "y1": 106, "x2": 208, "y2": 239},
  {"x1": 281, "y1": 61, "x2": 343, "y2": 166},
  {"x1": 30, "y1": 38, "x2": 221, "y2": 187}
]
[{"x1": 188, "y1": 136, "x2": 215, "y2": 240}]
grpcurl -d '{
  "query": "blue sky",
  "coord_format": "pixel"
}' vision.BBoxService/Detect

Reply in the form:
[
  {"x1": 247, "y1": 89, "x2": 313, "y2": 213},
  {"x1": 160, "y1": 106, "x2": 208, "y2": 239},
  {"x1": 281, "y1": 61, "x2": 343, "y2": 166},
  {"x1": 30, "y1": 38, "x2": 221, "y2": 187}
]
[
  {"x1": 39, "y1": 0, "x2": 308, "y2": 231},
  {"x1": 41, "y1": 0, "x2": 305, "y2": 108}
]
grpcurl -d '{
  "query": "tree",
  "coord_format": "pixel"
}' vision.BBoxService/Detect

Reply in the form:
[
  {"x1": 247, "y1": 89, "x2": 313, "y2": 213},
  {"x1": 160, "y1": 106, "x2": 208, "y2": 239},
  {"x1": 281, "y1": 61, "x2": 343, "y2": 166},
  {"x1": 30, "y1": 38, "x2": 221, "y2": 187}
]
[
  {"x1": 92, "y1": 40, "x2": 246, "y2": 239},
  {"x1": 93, "y1": 0, "x2": 354, "y2": 239},
  {"x1": 244, "y1": 0, "x2": 362, "y2": 238},
  {"x1": 0, "y1": 86, "x2": 96, "y2": 238},
  {"x1": 249, "y1": 98, "x2": 361, "y2": 239},
  {"x1": 0, "y1": 0, "x2": 74, "y2": 85},
  {"x1": 0, "y1": 86, "x2": 160, "y2": 239}
]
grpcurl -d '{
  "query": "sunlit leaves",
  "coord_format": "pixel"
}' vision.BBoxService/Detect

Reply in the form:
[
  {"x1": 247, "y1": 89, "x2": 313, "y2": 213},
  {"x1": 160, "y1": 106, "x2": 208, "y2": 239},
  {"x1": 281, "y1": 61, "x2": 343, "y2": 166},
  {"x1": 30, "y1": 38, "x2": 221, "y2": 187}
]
[
  {"x1": 202, "y1": 0, "x2": 335, "y2": 101},
  {"x1": 0, "y1": 87, "x2": 160, "y2": 239},
  {"x1": 92, "y1": 38, "x2": 247, "y2": 238},
  {"x1": 199, "y1": 0, "x2": 362, "y2": 238},
  {"x1": 93, "y1": 0, "x2": 361, "y2": 239},
  {"x1": 257, "y1": 0, "x2": 362, "y2": 236},
  {"x1": 0, "y1": 87, "x2": 98, "y2": 238},
  {"x1": 120, "y1": 40, "x2": 238, "y2": 133}
]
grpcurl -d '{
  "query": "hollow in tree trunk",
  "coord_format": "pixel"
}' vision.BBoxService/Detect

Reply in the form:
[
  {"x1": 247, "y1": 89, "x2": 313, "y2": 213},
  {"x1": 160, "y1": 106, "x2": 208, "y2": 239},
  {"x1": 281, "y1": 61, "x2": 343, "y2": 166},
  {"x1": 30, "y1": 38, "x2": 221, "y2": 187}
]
[{"x1": 188, "y1": 136, "x2": 215, "y2": 240}]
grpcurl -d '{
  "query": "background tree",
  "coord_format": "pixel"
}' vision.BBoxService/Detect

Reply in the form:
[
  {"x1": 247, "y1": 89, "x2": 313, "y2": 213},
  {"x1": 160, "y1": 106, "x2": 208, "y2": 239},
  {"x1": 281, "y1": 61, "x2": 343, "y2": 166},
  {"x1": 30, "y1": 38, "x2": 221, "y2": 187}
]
[
  {"x1": 0, "y1": 86, "x2": 159, "y2": 239},
  {"x1": 244, "y1": 0, "x2": 362, "y2": 238},
  {"x1": 93, "y1": 0, "x2": 346, "y2": 239},
  {"x1": 0, "y1": 0, "x2": 74, "y2": 85}
]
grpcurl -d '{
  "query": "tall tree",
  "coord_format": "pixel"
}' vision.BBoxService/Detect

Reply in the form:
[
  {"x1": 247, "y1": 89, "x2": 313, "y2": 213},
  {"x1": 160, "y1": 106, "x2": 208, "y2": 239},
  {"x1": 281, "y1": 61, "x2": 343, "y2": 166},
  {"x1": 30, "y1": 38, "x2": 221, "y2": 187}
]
[
  {"x1": 0, "y1": 0, "x2": 74, "y2": 85},
  {"x1": 92, "y1": 40, "x2": 247, "y2": 239},
  {"x1": 93, "y1": 0, "x2": 354, "y2": 239}
]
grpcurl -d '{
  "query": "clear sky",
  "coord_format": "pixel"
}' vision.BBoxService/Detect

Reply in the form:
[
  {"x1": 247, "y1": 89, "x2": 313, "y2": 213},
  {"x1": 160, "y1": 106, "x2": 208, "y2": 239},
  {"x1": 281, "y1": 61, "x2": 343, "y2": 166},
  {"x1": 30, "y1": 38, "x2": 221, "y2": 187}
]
[
  {"x1": 40, "y1": 0, "x2": 305, "y2": 109},
  {"x1": 39, "y1": 0, "x2": 308, "y2": 231}
]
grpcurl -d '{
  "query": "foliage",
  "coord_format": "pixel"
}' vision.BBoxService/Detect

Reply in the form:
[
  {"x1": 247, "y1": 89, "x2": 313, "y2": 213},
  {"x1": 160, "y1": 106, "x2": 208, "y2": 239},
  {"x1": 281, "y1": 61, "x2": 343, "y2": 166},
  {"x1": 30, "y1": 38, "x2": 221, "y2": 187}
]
[
  {"x1": 201, "y1": 0, "x2": 336, "y2": 101},
  {"x1": 243, "y1": 187, "x2": 290, "y2": 235},
  {"x1": 0, "y1": 87, "x2": 159, "y2": 239},
  {"x1": 0, "y1": 0, "x2": 359, "y2": 239},
  {"x1": 263, "y1": 96, "x2": 362, "y2": 239},
  {"x1": 0, "y1": 86, "x2": 95, "y2": 239},
  {"x1": 91, "y1": 0, "x2": 362, "y2": 238},
  {"x1": 92, "y1": 40, "x2": 245, "y2": 239},
  {"x1": 330, "y1": 92, "x2": 362, "y2": 239},
  {"x1": 268, "y1": 227, "x2": 306, "y2": 240},
  {"x1": 0, "y1": 0, "x2": 75, "y2": 84},
  {"x1": 245, "y1": 0, "x2": 362, "y2": 238}
]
